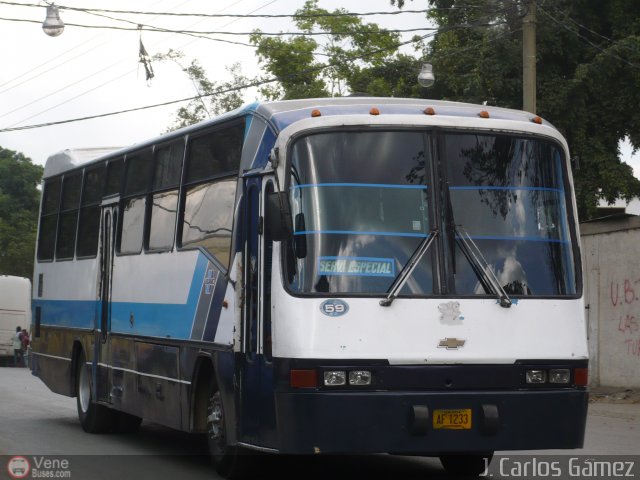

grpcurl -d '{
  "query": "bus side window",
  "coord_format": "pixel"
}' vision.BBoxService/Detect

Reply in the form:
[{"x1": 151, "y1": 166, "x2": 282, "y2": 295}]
[
  {"x1": 148, "y1": 141, "x2": 184, "y2": 251},
  {"x1": 105, "y1": 158, "x2": 123, "y2": 196},
  {"x1": 77, "y1": 164, "x2": 105, "y2": 258},
  {"x1": 179, "y1": 120, "x2": 244, "y2": 269},
  {"x1": 37, "y1": 177, "x2": 61, "y2": 261},
  {"x1": 56, "y1": 172, "x2": 82, "y2": 260},
  {"x1": 118, "y1": 150, "x2": 152, "y2": 255}
]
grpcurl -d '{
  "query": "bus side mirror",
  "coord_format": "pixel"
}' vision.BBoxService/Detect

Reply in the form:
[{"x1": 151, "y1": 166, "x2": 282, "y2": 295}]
[{"x1": 265, "y1": 191, "x2": 293, "y2": 241}]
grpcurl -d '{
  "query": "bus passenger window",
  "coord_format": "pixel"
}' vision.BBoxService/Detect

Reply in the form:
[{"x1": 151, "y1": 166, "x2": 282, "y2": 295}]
[
  {"x1": 149, "y1": 191, "x2": 178, "y2": 250},
  {"x1": 123, "y1": 151, "x2": 153, "y2": 196},
  {"x1": 77, "y1": 165, "x2": 105, "y2": 258},
  {"x1": 180, "y1": 121, "x2": 244, "y2": 269},
  {"x1": 105, "y1": 158, "x2": 123, "y2": 196},
  {"x1": 56, "y1": 172, "x2": 81, "y2": 260},
  {"x1": 185, "y1": 123, "x2": 243, "y2": 183},
  {"x1": 118, "y1": 150, "x2": 153, "y2": 255},
  {"x1": 37, "y1": 177, "x2": 61, "y2": 261},
  {"x1": 181, "y1": 179, "x2": 235, "y2": 268},
  {"x1": 148, "y1": 141, "x2": 184, "y2": 251},
  {"x1": 120, "y1": 197, "x2": 146, "y2": 254}
]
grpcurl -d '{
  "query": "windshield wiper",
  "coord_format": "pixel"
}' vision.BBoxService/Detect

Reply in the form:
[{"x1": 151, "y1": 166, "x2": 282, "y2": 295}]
[
  {"x1": 380, "y1": 229, "x2": 438, "y2": 307},
  {"x1": 455, "y1": 225, "x2": 512, "y2": 308}
]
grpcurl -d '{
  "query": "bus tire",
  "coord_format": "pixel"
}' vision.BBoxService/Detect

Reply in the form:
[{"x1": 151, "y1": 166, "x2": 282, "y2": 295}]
[
  {"x1": 207, "y1": 388, "x2": 244, "y2": 478},
  {"x1": 75, "y1": 350, "x2": 114, "y2": 433},
  {"x1": 439, "y1": 452, "x2": 493, "y2": 477}
]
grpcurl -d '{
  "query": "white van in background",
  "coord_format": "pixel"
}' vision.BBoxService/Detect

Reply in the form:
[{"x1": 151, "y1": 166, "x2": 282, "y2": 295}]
[{"x1": 0, "y1": 276, "x2": 31, "y2": 365}]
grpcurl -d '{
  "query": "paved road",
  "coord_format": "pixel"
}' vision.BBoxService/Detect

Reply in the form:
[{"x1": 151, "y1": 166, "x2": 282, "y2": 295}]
[{"x1": 0, "y1": 367, "x2": 638, "y2": 479}]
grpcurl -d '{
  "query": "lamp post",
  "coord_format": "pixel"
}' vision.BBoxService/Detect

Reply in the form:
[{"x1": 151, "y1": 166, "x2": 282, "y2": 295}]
[{"x1": 43, "y1": 4, "x2": 64, "y2": 37}]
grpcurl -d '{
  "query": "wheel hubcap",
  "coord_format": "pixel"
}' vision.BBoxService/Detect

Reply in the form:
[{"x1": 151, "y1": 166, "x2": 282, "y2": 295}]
[
  {"x1": 78, "y1": 363, "x2": 90, "y2": 413},
  {"x1": 207, "y1": 393, "x2": 224, "y2": 442}
]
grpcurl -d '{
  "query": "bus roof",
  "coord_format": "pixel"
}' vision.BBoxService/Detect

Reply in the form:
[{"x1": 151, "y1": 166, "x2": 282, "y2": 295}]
[{"x1": 43, "y1": 97, "x2": 550, "y2": 179}]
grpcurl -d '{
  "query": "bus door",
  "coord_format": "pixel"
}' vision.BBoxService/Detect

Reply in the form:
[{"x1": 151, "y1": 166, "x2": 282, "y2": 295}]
[
  {"x1": 238, "y1": 177, "x2": 277, "y2": 448},
  {"x1": 95, "y1": 201, "x2": 118, "y2": 403}
]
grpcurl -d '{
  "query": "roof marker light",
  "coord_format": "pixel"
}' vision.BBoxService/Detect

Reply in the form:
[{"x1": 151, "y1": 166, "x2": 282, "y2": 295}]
[
  {"x1": 370, "y1": 107, "x2": 380, "y2": 116},
  {"x1": 478, "y1": 110, "x2": 490, "y2": 118},
  {"x1": 424, "y1": 107, "x2": 436, "y2": 115},
  {"x1": 311, "y1": 109, "x2": 322, "y2": 118},
  {"x1": 531, "y1": 115, "x2": 543, "y2": 124}
]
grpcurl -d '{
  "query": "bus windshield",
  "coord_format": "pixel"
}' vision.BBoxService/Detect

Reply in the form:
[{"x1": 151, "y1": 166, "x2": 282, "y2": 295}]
[{"x1": 285, "y1": 129, "x2": 577, "y2": 297}]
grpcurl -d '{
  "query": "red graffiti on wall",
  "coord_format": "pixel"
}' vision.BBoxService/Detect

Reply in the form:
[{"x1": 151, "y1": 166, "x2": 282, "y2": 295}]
[
  {"x1": 618, "y1": 314, "x2": 639, "y2": 335},
  {"x1": 609, "y1": 278, "x2": 640, "y2": 358},
  {"x1": 625, "y1": 338, "x2": 640, "y2": 357},
  {"x1": 610, "y1": 279, "x2": 640, "y2": 307}
]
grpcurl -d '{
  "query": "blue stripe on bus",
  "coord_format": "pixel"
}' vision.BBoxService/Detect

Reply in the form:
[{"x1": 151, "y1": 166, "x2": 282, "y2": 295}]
[
  {"x1": 449, "y1": 186, "x2": 564, "y2": 194},
  {"x1": 294, "y1": 230, "x2": 428, "y2": 238},
  {"x1": 244, "y1": 115, "x2": 253, "y2": 140},
  {"x1": 35, "y1": 299, "x2": 196, "y2": 339},
  {"x1": 37, "y1": 254, "x2": 211, "y2": 340},
  {"x1": 32, "y1": 299, "x2": 97, "y2": 329},
  {"x1": 110, "y1": 254, "x2": 209, "y2": 338},
  {"x1": 291, "y1": 183, "x2": 427, "y2": 190}
]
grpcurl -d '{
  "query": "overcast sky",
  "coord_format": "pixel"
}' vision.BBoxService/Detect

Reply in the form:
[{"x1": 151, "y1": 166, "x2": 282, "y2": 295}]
[{"x1": 0, "y1": 0, "x2": 637, "y2": 176}]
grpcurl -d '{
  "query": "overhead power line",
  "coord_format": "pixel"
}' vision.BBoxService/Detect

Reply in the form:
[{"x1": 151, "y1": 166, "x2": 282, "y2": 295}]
[
  {"x1": 0, "y1": 15, "x2": 449, "y2": 35},
  {"x1": 0, "y1": 23, "x2": 523, "y2": 134},
  {"x1": 0, "y1": 2, "x2": 487, "y2": 19},
  {"x1": 0, "y1": 31, "x2": 434, "y2": 133}
]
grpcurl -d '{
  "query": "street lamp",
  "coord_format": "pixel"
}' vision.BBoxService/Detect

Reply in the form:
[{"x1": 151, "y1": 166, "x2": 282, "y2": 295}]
[
  {"x1": 43, "y1": 4, "x2": 64, "y2": 37},
  {"x1": 417, "y1": 63, "x2": 435, "y2": 88}
]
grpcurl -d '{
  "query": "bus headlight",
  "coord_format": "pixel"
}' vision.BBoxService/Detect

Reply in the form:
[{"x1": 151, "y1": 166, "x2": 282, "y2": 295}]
[
  {"x1": 549, "y1": 369, "x2": 570, "y2": 384},
  {"x1": 348, "y1": 370, "x2": 371, "y2": 386},
  {"x1": 525, "y1": 370, "x2": 547, "y2": 384},
  {"x1": 324, "y1": 371, "x2": 346, "y2": 386}
]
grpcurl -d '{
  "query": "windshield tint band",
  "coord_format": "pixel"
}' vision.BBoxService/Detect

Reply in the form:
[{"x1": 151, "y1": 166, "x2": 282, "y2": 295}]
[
  {"x1": 449, "y1": 186, "x2": 564, "y2": 194},
  {"x1": 294, "y1": 230, "x2": 429, "y2": 238},
  {"x1": 455, "y1": 235, "x2": 570, "y2": 244},
  {"x1": 292, "y1": 183, "x2": 428, "y2": 190}
]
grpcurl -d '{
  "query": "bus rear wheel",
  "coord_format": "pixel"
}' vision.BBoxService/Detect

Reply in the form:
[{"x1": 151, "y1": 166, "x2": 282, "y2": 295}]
[
  {"x1": 439, "y1": 452, "x2": 493, "y2": 477},
  {"x1": 75, "y1": 351, "x2": 114, "y2": 433}
]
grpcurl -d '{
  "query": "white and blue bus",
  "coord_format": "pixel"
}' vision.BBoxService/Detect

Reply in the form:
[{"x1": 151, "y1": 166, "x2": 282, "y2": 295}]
[{"x1": 31, "y1": 97, "x2": 588, "y2": 476}]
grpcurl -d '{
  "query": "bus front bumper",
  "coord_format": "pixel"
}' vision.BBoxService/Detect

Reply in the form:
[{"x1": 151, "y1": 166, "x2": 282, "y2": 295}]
[{"x1": 275, "y1": 389, "x2": 588, "y2": 454}]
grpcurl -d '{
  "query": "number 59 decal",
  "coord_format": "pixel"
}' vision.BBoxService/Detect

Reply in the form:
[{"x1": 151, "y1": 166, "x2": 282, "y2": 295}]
[{"x1": 320, "y1": 299, "x2": 349, "y2": 317}]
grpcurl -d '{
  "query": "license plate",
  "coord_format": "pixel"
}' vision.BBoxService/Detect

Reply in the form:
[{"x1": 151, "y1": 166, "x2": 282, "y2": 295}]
[{"x1": 433, "y1": 409, "x2": 472, "y2": 429}]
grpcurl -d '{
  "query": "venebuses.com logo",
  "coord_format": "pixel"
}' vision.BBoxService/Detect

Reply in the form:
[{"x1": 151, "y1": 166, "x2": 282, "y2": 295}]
[
  {"x1": 6, "y1": 455, "x2": 71, "y2": 479},
  {"x1": 6, "y1": 456, "x2": 30, "y2": 479}
]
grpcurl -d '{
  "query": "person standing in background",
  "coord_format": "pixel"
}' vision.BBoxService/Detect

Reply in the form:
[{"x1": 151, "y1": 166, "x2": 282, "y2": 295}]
[
  {"x1": 21, "y1": 328, "x2": 30, "y2": 368},
  {"x1": 13, "y1": 326, "x2": 23, "y2": 367}
]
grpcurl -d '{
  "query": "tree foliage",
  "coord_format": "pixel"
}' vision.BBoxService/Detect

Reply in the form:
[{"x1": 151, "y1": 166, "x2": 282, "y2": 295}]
[
  {"x1": 0, "y1": 148, "x2": 43, "y2": 279},
  {"x1": 154, "y1": 49, "x2": 250, "y2": 131},
  {"x1": 395, "y1": 0, "x2": 640, "y2": 219},
  {"x1": 160, "y1": 0, "x2": 640, "y2": 219},
  {"x1": 250, "y1": 0, "x2": 421, "y2": 99}
]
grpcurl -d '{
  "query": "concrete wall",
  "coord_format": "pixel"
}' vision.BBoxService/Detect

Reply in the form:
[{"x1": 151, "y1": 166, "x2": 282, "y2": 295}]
[{"x1": 581, "y1": 216, "x2": 640, "y2": 388}]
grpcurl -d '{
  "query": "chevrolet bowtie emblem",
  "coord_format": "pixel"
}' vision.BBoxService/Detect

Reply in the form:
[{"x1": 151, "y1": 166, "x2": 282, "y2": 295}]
[{"x1": 438, "y1": 337, "x2": 466, "y2": 349}]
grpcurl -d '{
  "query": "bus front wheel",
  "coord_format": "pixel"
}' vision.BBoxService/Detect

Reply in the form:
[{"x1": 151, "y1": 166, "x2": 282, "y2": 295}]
[
  {"x1": 75, "y1": 351, "x2": 114, "y2": 433},
  {"x1": 207, "y1": 389, "x2": 243, "y2": 478}
]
